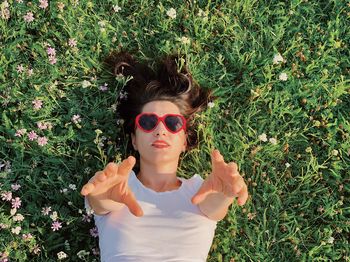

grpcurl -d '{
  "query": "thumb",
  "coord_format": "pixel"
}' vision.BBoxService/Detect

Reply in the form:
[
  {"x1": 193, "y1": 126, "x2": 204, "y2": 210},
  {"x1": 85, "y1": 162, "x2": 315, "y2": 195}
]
[
  {"x1": 121, "y1": 189, "x2": 144, "y2": 217},
  {"x1": 191, "y1": 180, "x2": 213, "y2": 205}
]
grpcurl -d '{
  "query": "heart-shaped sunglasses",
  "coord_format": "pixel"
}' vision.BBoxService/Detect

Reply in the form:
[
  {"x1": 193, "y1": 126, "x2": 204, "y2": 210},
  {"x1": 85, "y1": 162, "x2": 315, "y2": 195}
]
[{"x1": 135, "y1": 113, "x2": 187, "y2": 134}]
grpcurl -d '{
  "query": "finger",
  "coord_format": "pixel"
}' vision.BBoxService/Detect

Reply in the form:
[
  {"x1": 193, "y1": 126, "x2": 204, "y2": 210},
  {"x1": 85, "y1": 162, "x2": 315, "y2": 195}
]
[
  {"x1": 104, "y1": 162, "x2": 119, "y2": 177},
  {"x1": 237, "y1": 185, "x2": 249, "y2": 206},
  {"x1": 121, "y1": 189, "x2": 144, "y2": 217},
  {"x1": 80, "y1": 183, "x2": 95, "y2": 196},
  {"x1": 227, "y1": 162, "x2": 238, "y2": 175},
  {"x1": 95, "y1": 171, "x2": 107, "y2": 182},
  {"x1": 211, "y1": 149, "x2": 226, "y2": 174},
  {"x1": 191, "y1": 180, "x2": 214, "y2": 205},
  {"x1": 232, "y1": 176, "x2": 245, "y2": 194},
  {"x1": 118, "y1": 156, "x2": 136, "y2": 177}
]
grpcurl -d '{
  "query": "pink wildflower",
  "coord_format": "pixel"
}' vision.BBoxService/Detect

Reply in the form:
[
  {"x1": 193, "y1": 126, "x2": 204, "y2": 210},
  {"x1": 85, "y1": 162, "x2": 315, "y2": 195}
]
[
  {"x1": 51, "y1": 221, "x2": 62, "y2": 231},
  {"x1": 15, "y1": 129, "x2": 27, "y2": 137},
  {"x1": 1, "y1": 191, "x2": 12, "y2": 201},
  {"x1": 41, "y1": 206, "x2": 51, "y2": 215},
  {"x1": 22, "y1": 233, "x2": 33, "y2": 240},
  {"x1": 28, "y1": 131, "x2": 38, "y2": 141},
  {"x1": 49, "y1": 56, "x2": 57, "y2": 64},
  {"x1": 37, "y1": 136, "x2": 48, "y2": 146},
  {"x1": 17, "y1": 64, "x2": 24, "y2": 73},
  {"x1": 39, "y1": 0, "x2": 48, "y2": 9},
  {"x1": 11, "y1": 197, "x2": 21, "y2": 209},
  {"x1": 90, "y1": 226, "x2": 98, "y2": 237},
  {"x1": 23, "y1": 12, "x2": 34, "y2": 22},
  {"x1": 27, "y1": 68, "x2": 33, "y2": 76},
  {"x1": 32, "y1": 99, "x2": 43, "y2": 109},
  {"x1": 71, "y1": 114, "x2": 81, "y2": 124},
  {"x1": 68, "y1": 38, "x2": 77, "y2": 47},
  {"x1": 99, "y1": 83, "x2": 108, "y2": 91},
  {"x1": 46, "y1": 47, "x2": 56, "y2": 56}
]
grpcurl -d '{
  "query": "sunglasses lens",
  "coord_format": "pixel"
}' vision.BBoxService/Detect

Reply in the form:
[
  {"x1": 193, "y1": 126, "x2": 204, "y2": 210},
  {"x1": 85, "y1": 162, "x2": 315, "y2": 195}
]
[
  {"x1": 165, "y1": 115, "x2": 184, "y2": 132},
  {"x1": 139, "y1": 114, "x2": 158, "y2": 131}
]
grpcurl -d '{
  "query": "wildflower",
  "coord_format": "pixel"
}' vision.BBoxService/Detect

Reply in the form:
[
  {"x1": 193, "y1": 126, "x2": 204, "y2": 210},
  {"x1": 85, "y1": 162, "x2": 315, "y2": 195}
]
[
  {"x1": 37, "y1": 122, "x2": 48, "y2": 130},
  {"x1": 49, "y1": 56, "x2": 57, "y2": 64},
  {"x1": 99, "y1": 83, "x2": 108, "y2": 91},
  {"x1": 258, "y1": 133, "x2": 268, "y2": 142},
  {"x1": 273, "y1": 53, "x2": 284, "y2": 64},
  {"x1": 68, "y1": 184, "x2": 77, "y2": 190},
  {"x1": 285, "y1": 162, "x2": 291, "y2": 168},
  {"x1": 17, "y1": 64, "x2": 24, "y2": 73},
  {"x1": 23, "y1": 12, "x2": 34, "y2": 22},
  {"x1": 197, "y1": 8, "x2": 207, "y2": 17},
  {"x1": 82, "y1": 214, "x2": 91, "y2": 223},
  {"x1": 207, "y1": 102, "x2": 215, "y2": 108},
  {"x1": 119, "y1": 91, "x2": 128, "y2": 99},
  {"x1": 51, "y1": 221, "x2": 62, "y2": 231},
  {"x1": 15, "y1": 129, "x2": 26, "y2": 137},
  {"x1": 166, "y1": 8, "x2": 176, "y2": 19},
  {"x1": 11, "y1": 197, "x2": 21, "y2": 209},
  {"x1": 247, "y1": 212, "x2": 256, "y2": 220},
  {"x1": 68, "y1": 38, "x2": 77, "y2": 47},
  {"x1": 13, "y1": 213, "x2": 24, "y2": 222},
  {"x1": 57, "y1": 251, "x2": 68, "y2": 259},
  {"x1": 11, "y1": 184, "x2": 21, "y2": 191},
  {"x1": 50, "y1": 211, "x2": 58, "y2": 221},
  {"x1": 180, "y1": 36, "x2": 190, "y2": 45},
  {"x1": 10, "y1": 208, "x2": 17, "y2": 215},
  {"x1": 82, "y1": 80, "x2": 91, "y2": 88},
  {"x1": 47, "y1": 47, "x2": 56, "y2": 56},
  {"x1": 32, "y1": 99, "x2": 43, "y2": 109},
  {"x1": 113, "y1": 4, "x2": 121, "y2": 13},
  {"x1": 92, "y1": 248, "x2": 100, "y2": 255},
  {"x1": 39, "y1": 0, "x2": 48, "y2": 9},
  {"x1": 41, "y1": 206, "x2": 51, "y2": 215},
  {"x1": 22, "y1": 233, "x2": 33, "y2": 240},
  {"x1": 27, "y1": 68, "x2": 34, "y2": 76},
  {"x1": 32, "y1": 244, "x2": 41, "y2": 254},
  {"x1": 90, "y1": 226, "x2": 98, "y2": 237},
  {"x1": 28, "y1": 131, "x2": 38, "y2": 141},
  {"x1": 11, "y1": 226, "x2": 21, "y2": 235},
  {"x1": 57, "y1": 2, "x2": 65, "y2": 11},
  {"x1": 279, "y1": 72, "x2": 288, "y2": 81},
  {"x1": 305, "y1": 147, "x2": 312, "y2": 153},
  {"x1": 0, "y1": 223, "x2": 9, "y2": 229},
  {"x1": 269, "y1": 137, "x2": 277, "y2": 145},
  {"x1": 1, "y1": 1, "x2": 10, "y2": 20},
  {"x1": 332, "y1": 149, "x2": 339, "y2": 156},
  {"x1": 37, "y1": 136, "x2": 48, "y2": 146},
  {"x1": 1, "y1": 191, "x2": 12, "y2": 201},
  {"x1": 327, "y1": 236, "x2": 334, "y2": 244}
]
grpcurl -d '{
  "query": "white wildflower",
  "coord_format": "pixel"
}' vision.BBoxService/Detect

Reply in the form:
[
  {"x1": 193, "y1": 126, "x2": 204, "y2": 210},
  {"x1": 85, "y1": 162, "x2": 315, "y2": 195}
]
[
  {"x1": 273, "y1": 53, "x2": 284, "y2": 64},
  {"x1": 258, "y1": 133, "x2": 268, "y2": 142},
  {"x1": 166, "y1": 8, "x2": 176, "y2": 19},
  {"x1": 279, "y1": 72, "x2": 288, "y2": 81}
]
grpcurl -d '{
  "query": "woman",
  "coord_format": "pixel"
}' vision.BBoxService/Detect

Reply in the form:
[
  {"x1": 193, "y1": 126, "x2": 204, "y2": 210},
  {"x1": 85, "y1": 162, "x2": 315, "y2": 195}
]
[{"x1": 81, "y1": 51, "x2": 249, "y2": 261}]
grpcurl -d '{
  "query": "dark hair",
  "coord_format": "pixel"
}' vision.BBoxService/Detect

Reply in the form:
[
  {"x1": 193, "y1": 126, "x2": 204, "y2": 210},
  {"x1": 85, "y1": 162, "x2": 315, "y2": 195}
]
[{"x1": 103, "y1": 50, "x2": 215, "y2": 167}]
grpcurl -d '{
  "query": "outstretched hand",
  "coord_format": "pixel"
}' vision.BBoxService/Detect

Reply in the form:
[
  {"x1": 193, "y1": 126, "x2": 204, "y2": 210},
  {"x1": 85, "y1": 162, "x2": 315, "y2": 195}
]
[
  {"x1": 80, "y1": 156, "x2": 144, "y2": 217},
  {"x1": 191, "y1": 149, "x2": 249, "y2": 206}
]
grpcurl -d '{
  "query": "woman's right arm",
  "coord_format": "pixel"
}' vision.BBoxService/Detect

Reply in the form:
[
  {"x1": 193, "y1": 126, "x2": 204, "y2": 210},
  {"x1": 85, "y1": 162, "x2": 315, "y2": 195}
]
[{"x1": 81, "y1": 157, "x2": 144, "y2": 217}]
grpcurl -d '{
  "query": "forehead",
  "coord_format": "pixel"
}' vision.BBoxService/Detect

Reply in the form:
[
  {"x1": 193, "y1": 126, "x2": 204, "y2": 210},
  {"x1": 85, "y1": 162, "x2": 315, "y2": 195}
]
[{"x1": 142, "y1": 100, "x2": 181, "y2": 115}]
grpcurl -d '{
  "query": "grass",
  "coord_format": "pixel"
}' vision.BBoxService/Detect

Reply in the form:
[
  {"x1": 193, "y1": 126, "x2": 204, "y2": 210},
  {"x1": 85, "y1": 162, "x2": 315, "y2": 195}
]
[{"x1": 0, "y1": 0, "x2": 349, "y2": 261}]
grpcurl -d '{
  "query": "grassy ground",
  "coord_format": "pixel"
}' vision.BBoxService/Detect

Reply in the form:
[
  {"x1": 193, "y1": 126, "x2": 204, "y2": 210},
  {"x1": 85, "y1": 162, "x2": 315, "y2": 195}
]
[{"x1": 0, "y1": 0, "x2": 349, "y2": 261}]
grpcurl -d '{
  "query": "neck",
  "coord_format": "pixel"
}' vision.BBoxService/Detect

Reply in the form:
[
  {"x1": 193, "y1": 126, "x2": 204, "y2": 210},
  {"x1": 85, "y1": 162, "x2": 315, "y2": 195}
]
[{"x1": 137, "y1": 157, "x2": 182, "y2": 192}]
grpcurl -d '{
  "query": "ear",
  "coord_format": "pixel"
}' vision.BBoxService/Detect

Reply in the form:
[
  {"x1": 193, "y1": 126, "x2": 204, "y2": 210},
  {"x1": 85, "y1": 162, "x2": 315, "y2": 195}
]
[{"x1": 131, "y1": 133, "x2": 137, "y2": 150}]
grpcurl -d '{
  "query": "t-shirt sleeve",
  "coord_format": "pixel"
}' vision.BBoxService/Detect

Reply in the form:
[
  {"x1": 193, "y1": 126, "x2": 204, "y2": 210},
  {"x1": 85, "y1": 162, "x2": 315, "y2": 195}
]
[{"x1": 187, "y1": 174, "x2": 205, "y2": 195}]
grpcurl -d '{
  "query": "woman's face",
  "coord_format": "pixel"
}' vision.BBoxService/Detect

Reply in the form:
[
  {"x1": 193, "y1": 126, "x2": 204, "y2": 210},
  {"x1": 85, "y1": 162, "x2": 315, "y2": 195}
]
[{"x1": 131, "y1": 100, "x2": 187, "y2": 165}]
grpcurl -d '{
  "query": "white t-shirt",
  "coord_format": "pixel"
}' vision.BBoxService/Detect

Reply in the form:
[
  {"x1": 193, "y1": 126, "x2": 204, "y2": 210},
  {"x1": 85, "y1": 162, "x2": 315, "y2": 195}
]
[{"x1": 85, "y1": 170, "x2": 218, "y2": 262}]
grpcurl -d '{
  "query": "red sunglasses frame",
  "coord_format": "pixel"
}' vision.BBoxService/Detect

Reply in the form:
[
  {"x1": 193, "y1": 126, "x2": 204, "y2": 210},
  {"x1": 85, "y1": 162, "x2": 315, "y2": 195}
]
[{"x1": 135, "y1": 113, "x2": 187, "y2": 134}]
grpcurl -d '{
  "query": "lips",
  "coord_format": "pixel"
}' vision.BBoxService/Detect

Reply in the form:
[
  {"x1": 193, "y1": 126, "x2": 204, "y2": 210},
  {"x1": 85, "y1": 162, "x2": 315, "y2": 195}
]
[{"x1": 152, "y1": 140, "x2": 169, "y2": 146}]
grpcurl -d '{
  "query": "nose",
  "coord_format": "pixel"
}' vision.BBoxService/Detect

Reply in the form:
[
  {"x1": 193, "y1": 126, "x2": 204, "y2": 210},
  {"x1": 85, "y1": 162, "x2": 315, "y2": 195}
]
[{"x1": 153, "y1": 120, "x2": 167, "y2": 136}]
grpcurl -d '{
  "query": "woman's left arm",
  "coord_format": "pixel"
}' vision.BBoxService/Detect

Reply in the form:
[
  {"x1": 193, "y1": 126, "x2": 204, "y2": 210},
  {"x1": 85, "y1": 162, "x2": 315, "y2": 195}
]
[{"x1": 191, "y1": 149, "x2": 249, "y2": 221}]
